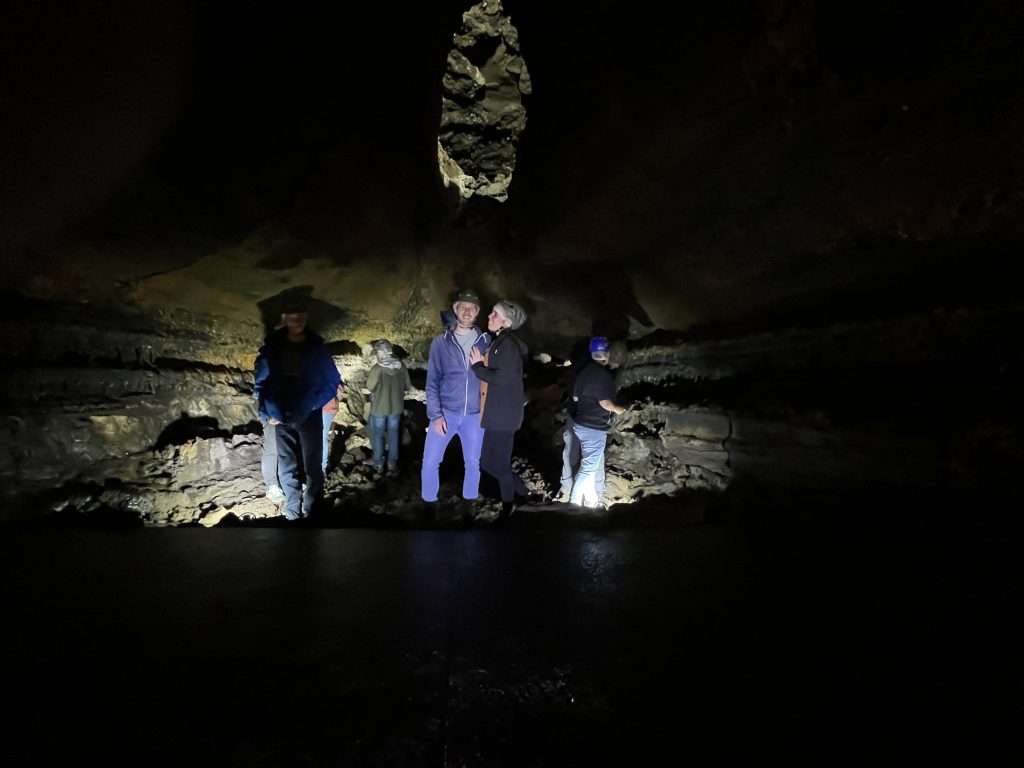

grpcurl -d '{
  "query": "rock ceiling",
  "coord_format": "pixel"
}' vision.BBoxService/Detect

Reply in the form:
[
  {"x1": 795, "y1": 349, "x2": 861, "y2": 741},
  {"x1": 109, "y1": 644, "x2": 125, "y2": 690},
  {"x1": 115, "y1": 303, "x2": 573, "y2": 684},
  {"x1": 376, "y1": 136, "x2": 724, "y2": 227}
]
[{"x1": 1, "y1": 0, "x2": 1020, "y2": 356}]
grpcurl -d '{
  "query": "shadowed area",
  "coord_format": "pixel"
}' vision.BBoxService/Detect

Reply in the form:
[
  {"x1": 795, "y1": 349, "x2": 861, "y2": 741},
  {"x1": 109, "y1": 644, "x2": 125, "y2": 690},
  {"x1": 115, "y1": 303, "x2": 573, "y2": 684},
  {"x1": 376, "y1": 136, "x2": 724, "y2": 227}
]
[
  {"x1": 1, "y1": 1, "x2": 1022, "y2": 760},
  {"x1": 1, "y1": 499, "x2": 1017, "y2": 765}
]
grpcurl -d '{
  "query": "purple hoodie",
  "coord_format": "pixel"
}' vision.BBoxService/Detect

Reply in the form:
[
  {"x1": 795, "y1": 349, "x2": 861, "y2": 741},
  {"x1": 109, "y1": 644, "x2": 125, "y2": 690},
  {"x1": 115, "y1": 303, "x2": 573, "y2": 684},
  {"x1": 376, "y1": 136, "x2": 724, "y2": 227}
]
[{"x1": 424, "y1": 328, "x2": 491, "y2": 421}]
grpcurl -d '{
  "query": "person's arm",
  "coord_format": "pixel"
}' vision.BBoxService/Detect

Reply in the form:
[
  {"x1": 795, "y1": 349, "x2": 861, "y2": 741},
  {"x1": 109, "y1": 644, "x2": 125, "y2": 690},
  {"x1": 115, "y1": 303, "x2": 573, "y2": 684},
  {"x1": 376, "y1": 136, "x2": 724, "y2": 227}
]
[
  {"x1": 598, "y1": 399, "x2": 626, "y2": 415},
  {"x1": 366, "y1": 365, "x2": 380, "y2": 393},
  {"x1": 314, "y1": 349, "x2": 342, "y2": 409},
  {"x1": 470, "y1": 337, "x2": 519, "y2": 384},
  {"x1": 254, "y1": 349, "x2": 267, "y2": 412},
  {"x1": 254, "y1": 347, "x2": 280, "y2": 423},
  {"x1": 424, "y1": 338, "x2": 443, "y2": 421}
]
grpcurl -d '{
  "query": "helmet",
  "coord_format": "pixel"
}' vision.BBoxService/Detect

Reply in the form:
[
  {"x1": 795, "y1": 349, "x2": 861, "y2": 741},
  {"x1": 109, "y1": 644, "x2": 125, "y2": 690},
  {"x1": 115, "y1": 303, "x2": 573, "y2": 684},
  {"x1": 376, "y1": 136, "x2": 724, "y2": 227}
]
[
  {"x1": 372, "y1": 339, "x2": 393, "y2": 356},
  {"x1": 453, "y1": 289, "x2": 481, "y2": 309},
  {"x1": 496, "y1": 299, "x2": 527, "y2": 330},
  {"x1": 589, "y1": 336, "x2": 611, "y2": 355}
]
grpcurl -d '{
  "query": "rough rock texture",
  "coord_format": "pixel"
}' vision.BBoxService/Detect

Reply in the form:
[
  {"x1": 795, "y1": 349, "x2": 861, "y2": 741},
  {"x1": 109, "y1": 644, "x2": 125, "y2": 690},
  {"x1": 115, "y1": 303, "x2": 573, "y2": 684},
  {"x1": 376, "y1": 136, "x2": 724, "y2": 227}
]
[
  {"x1": 438, "y1": 0, "x2": 530, "y2": 202},
  {"x1": 50, "y1": 434, "x2": 269, "y2": 526},
  {"x1": 20, "y1": 299, "x2": 1024, "y2": 525},
  {"x1": 2, "y1": 2, "x2": 1023, "y2": 521}
]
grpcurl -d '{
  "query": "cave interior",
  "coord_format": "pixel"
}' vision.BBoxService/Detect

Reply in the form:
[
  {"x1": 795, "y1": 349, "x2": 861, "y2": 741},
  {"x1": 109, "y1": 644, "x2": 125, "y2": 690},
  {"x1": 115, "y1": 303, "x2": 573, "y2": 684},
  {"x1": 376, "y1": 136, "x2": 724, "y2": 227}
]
[{"x1": 1, "y1": 0, "x2": 1021, "y2": 764}]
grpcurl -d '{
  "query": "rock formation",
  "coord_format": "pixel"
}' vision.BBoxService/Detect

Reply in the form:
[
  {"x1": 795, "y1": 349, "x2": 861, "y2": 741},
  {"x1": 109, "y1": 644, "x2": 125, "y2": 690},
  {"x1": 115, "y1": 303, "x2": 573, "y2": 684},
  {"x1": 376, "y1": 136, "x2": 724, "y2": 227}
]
[
  {"x1": 438, "y1": 0, "x2": 531, "y2": 202},
  {"x1": 1, "y1": 1, "x2": 1023, "y2": 524}
]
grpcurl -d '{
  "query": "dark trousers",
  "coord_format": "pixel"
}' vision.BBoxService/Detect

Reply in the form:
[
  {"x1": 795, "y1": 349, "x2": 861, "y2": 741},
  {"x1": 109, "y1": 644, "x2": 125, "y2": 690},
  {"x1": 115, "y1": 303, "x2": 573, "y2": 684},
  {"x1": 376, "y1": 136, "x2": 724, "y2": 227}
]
[
  {"x1": 480, "y1": 429, "x2": 529, "y2": 503},
  {"x1": 275, "y1": 409, "x2": 324, "y2": 520}
]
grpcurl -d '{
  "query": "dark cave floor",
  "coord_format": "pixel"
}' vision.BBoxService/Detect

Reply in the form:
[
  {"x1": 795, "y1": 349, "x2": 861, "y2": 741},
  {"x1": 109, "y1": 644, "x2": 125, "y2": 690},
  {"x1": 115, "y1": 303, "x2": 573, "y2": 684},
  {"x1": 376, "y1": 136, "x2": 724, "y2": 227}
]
[{"x1": 1, "y1": 491, "x2": 1019, "y2": 766}]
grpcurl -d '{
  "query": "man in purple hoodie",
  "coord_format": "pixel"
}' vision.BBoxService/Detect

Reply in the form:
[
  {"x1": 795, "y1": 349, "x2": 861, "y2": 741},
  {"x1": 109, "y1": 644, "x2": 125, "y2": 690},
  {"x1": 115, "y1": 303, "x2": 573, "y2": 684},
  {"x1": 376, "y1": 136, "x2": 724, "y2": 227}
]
[{"x1": 421, "y1": 289, "x2": 491, "y2": 505}]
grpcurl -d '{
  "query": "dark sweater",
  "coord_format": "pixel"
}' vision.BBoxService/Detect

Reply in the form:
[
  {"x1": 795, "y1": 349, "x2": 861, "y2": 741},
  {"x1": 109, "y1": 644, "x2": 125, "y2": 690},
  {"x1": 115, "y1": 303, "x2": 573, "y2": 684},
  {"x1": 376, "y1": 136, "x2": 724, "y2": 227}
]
[{"x1": 471, "y1": 330, "x2": 528, "y2": 431}]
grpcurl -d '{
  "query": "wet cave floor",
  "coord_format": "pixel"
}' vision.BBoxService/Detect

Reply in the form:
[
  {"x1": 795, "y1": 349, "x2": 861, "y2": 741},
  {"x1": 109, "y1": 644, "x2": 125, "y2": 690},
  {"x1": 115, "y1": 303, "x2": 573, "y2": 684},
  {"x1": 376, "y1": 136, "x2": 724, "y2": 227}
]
[{"x1": 1, "y1": 491, "x2": 1018, "y2": 766}]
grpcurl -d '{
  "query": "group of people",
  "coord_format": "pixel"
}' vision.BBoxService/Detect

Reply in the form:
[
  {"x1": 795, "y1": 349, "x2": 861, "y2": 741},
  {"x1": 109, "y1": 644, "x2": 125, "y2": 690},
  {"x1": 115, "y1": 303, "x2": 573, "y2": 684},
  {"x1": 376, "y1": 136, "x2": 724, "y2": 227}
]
[
  {"x1": 253, "y1": 289, "x2": 626, "y2": 521},
  {"x1": 420, "y1": 289, "x2": 531, "y2": 517}
]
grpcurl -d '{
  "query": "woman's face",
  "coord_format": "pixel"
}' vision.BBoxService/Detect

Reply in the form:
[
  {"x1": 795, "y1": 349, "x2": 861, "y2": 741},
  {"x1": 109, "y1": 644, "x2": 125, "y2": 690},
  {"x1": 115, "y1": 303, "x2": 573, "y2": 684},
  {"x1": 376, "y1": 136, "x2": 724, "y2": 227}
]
[{"x1": 487, "y1": 306, "x2": 509, "y2": 332}]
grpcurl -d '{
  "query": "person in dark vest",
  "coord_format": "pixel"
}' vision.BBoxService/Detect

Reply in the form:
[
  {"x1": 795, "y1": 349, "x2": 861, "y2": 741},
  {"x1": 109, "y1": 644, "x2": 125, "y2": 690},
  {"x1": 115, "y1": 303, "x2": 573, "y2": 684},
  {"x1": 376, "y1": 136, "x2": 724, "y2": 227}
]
[
  {"x1": 254, "y1": 297, "x2": 341, "y2": 520},
  {"x1": 470, "y1": 299, "x2": 531, "y2": 515},
  {"x1": 567, "y1": 336, "x2": 626, "y2": 508}
]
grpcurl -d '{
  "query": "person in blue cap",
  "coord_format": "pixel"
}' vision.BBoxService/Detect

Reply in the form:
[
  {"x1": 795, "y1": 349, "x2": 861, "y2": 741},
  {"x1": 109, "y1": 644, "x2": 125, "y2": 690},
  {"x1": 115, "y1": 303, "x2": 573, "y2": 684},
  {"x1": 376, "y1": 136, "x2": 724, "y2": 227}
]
[{"x1": 566, "y1": 336, "x2": 626, "y2": 508}]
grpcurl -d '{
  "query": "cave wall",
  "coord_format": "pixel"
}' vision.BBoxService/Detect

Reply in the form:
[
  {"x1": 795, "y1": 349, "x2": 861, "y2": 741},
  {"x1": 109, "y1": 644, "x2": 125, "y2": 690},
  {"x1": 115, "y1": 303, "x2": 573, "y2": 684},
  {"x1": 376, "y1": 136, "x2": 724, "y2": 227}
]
[{"x1": 2, "y1": 1, "x2": 1023, "y2": 521}]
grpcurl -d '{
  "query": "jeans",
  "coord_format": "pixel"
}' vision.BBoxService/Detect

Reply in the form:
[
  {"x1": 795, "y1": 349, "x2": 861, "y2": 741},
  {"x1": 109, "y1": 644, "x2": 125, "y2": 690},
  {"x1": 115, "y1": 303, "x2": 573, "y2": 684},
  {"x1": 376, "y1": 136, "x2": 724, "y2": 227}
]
[
  {"x1": 421, "y1": 410, "x2": 484, "y2": 502},
  {"x1": 321, "y1": 411, "x2": 335, "y2": 472},
  {"x1": 559, "y1": 418, "x2": 580, "y2": 496},
  {"x1": 569, "y1": 423, "x2": 608, "y2": 507},
  {"x1": 276, "y1": 409, "x2": 325, "y2": 520},
  {"x1": 370, "y1": 413, "x2": 401, "y2": 469},
  {"x1": 481, "y1": 428, "x2": 530, "y2": 503},
  {"x1": 261, "y1": 420, "x2": 279, "y2": 489},
  {"x1": 561, "y1": 419, "x2": 605, "y2": 499}
]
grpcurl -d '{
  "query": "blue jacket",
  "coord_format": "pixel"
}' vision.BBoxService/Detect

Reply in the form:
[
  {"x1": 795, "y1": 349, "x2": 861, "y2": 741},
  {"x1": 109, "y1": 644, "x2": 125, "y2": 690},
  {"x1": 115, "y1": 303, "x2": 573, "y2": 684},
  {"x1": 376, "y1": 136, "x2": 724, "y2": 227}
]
[
  {"x1": 254, "y1": 328, "x2": 341, "y2": 424},
  {"x1": 425, "y1": 328, "x2": 491, "y2": 421}
]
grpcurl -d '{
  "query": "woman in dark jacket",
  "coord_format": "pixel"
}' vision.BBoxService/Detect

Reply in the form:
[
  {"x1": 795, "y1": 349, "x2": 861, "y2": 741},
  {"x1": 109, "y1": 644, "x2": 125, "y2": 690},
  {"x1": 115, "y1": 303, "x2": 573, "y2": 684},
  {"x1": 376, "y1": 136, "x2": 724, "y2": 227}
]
[{"x1": 470, "y1": 299, "x2": 531, "y2": 512}]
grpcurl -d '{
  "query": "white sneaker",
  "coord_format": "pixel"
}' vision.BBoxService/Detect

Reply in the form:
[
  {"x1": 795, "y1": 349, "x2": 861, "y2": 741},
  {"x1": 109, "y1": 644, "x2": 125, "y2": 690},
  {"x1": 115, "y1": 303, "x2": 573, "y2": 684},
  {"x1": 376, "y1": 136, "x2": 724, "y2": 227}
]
[{"x1": 266, "y1": 485, "x2": 285, "y2": 504}]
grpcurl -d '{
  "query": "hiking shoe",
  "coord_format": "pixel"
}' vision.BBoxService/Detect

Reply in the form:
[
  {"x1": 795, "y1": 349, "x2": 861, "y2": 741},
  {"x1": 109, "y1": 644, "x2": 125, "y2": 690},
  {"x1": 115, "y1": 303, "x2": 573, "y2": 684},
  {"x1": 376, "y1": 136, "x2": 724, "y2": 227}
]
[{"x1": 266, "y1": 485, "x2": 285, "y2": 504}]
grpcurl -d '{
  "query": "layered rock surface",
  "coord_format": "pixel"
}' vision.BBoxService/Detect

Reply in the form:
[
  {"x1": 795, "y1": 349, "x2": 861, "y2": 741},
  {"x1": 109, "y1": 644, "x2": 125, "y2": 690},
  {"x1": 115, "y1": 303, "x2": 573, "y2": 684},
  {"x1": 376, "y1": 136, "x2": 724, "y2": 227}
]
[{"x1": 2, "y1": 2, "x2": 1023, "y2": 522}]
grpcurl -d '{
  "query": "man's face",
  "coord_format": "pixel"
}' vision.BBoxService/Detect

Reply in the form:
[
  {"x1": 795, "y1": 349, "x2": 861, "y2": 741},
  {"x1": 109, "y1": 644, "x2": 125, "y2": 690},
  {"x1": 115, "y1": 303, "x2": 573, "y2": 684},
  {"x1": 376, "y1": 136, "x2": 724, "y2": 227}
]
[
  {"x1": 282, "y1": 312, "x2": 308, "y2": 334},
  {"x1": 454, "y1": 301, "x2": 479, "y2": 327}
]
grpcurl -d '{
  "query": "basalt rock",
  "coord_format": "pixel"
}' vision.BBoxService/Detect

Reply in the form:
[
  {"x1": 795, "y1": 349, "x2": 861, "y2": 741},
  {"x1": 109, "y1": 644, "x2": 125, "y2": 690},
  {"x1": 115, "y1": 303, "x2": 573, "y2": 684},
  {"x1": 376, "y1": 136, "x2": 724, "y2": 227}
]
[
  {"x1": 438, "y1": 0, "x2": 530, "y2": 203},
  {"x1": 48, "y1": 433, "x2": 272, "y2": 526}
]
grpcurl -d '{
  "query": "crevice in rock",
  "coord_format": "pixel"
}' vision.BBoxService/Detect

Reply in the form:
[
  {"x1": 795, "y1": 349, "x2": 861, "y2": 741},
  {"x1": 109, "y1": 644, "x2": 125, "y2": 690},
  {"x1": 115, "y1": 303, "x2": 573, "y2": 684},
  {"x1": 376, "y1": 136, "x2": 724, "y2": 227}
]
[{"x1": 154, "y1": 415, "x2": 230, "y2": 450}]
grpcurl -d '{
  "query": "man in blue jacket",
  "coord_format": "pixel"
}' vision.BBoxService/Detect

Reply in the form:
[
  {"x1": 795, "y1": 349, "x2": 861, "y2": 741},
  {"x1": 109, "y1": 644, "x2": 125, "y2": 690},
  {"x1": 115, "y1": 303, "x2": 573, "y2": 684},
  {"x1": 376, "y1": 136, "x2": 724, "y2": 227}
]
[
  {"x1": 254, "y1": 298, "x2": 341, "y2": 520},
  {"x1": 421, "y1": 289, "x2": 491, "y2": 505}
]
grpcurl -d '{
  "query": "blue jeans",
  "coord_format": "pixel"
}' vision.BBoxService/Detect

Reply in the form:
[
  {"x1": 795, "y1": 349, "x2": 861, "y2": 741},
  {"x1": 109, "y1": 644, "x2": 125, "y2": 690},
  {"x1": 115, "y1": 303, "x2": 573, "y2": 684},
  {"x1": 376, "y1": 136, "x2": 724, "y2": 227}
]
[
  {"x1": 276, "y1": 410, "x2": 324, "y2": 520},
  {"x1": 370, "y1": 413, "x2": 400, "y2": 469},
  {"x1": 321, "y1": 411, "x2": 335, "y2": 472},
  {"x1": 420, "y1": 410, "x2": 484, "y2": 502},
  {"x1": 559, "y1": 418, "x2": 580, "y2": 496},
  {"x1": 261, "y1": 420, "x2": 279, "y2": 489},
  {"x1": 569, "y1": 423, "x2": 608, "y2": 507}
]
